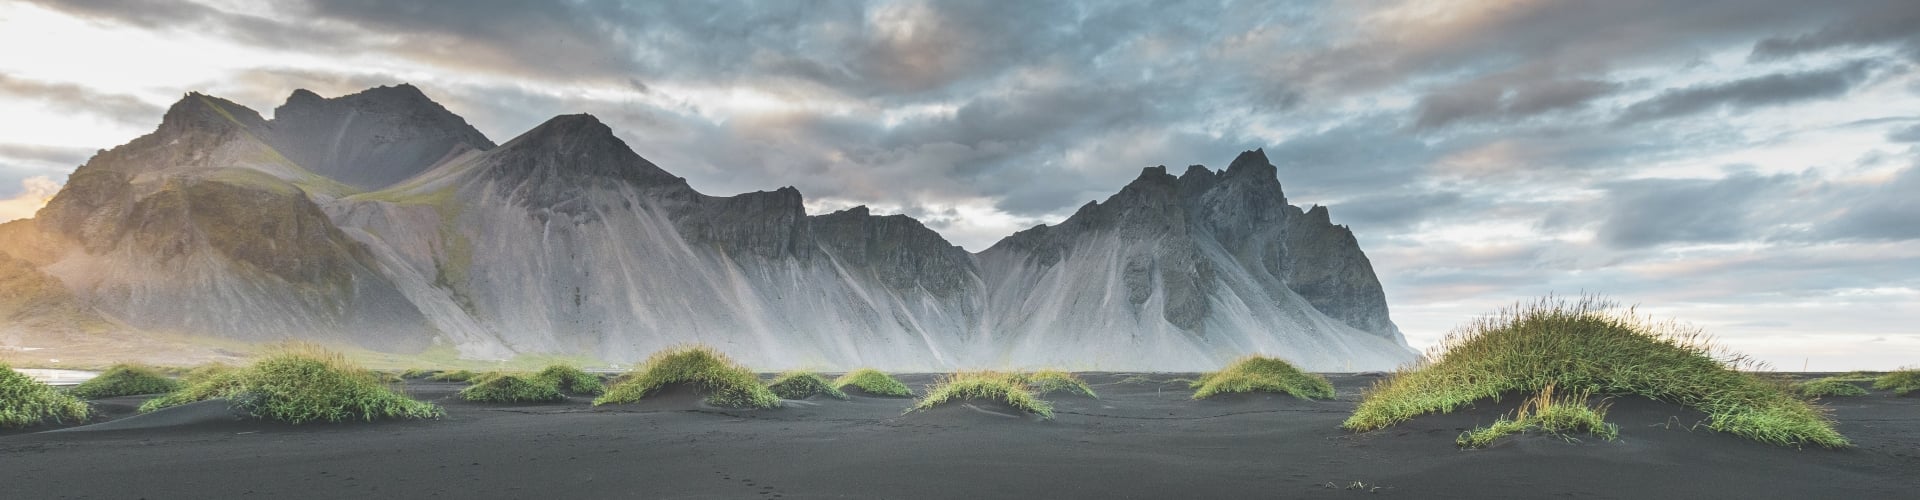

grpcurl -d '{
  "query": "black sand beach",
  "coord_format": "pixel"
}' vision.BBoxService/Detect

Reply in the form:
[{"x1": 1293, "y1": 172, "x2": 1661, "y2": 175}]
[{"x1": 3, "y1": 373, "x2": 1915, "y2": 499}]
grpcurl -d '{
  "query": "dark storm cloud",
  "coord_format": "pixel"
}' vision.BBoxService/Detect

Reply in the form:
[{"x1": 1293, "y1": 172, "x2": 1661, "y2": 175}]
[
  {"x1": 1615, "y1": 60, "x2": 1879, "y2": 125},
  {"x1": 0, "y1": 74, "x2": 161, "y2": 126}
]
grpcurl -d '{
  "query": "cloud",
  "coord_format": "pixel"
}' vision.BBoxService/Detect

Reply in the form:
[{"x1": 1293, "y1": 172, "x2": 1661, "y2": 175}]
[
  {"x1": 1615, "y1": 60, "x2": 1879, "y2": 125},
  {"x1": 1415, "y1": 76, "x2": 1622, "y2": 129},
  {"x1": 0, "y1": 176, "x2": 59, "y2": 223},
  {"x1": 1595, "y1": 173, "x2": 1799, "y2": 248},
  {"x1": 0, "y1": 73, "x2": 162, "y2": 125},
  {"x1": 1749, "y1": 0, "x2": 1920, "y2": 61},
  {"x1": 1888, "y1": 123, "x2": 1920, "y2": 143}
]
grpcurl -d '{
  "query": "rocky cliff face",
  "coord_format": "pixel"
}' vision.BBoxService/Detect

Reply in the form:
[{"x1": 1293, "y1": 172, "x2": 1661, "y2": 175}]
[{"x1": 2, "y1": 85, "x2": 1417, "y2": 370}]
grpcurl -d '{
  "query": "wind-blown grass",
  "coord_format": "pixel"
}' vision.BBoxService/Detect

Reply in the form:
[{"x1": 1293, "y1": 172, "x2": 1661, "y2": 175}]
[
  {"x1": 66, "y1": 363, "x2": 182, "y2": 399},
  {"x1": 1015, "y1": 370, "x2": 1096, "y2": 398},
  {"x1": 910, "y1": 371, "x2": 1052, "y2": 419},
  {"x1": 767, "y1": 371, "x2": 849, "y2": 400},
  {"x1": 593, "y1": 345, "x2": 779, "y2": 409},
  {"x1": 459, "y1": 373, "x2": 565, "y2": 403},
  {"x1": 1456, "y1": 384, "x2": 1619, "y2": 448},
  {"x1": 139, "y1": 364, "x2": 247, "y2": 413},
  {"x1": 832, "y1": 368, "x2": 913, "y2": 397},
  {"x1": 533, "y1": 364, "x2": 604, "y2": 396},
  {"x1": 1191, "y1": 356, "x2": 1333, "y2": 400},
  {"x1": 427, "y1": 370, "x2": 480, "y2": 382},
  {"x1": 136, "y1": 344, "x2": 441, "y2": 423},
  {"x1": 1795, "y1": 378, "x2": 1869, "y2": 398},
  {"x1": 1875, "y1": 369, "x2": 1919, "y2": 396},
  {"x1": 1344, "y1": 296, "x2": 1848, "y2": 448},
  {"x1": 1, "y1": 362, "x2": 90, "y2": 428}
]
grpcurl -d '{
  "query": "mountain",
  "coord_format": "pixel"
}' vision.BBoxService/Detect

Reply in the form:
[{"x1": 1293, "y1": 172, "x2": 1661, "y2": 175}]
[{"x1": 0, "y1": 85, "x2": 1418, "y2": 370}]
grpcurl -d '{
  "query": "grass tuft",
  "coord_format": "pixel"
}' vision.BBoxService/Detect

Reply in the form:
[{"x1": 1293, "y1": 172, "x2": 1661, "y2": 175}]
[
  {"x1": 1015, "y1": 370, "x2": 1097, "y2": 398},
  {"x1": 1456, "y1": 384, "x2": 1619, "y2": 448},
  {"x1": 459, "y1": 373, "x2": 565, "y2": 403},
  {"x1": 1191, "y1": 356, "x2": 1333, "y2": 400},
  {"x1": 140, "y1": 364, "x2": 247, "y2": 413},
  {"x1": 67, "y1": 363, "x2": 182, "y2": 399},
  {"x1": 137, "y1": 344, "x2": 441, "y2": 423},
  {"x1": 533, "y1": 364, "x2": 605, "y2": 395},
  {"x1": 427, "y1": 369, "x2": 480, "y2": 382},
  {"x1": 767, "y1": 371, "x2": 849, "y2": 400},
  {"x1": 398, "y1": 368, "x2": 434, "y2": 379},
  {"x1": 1344, "y1": 296, "x2": 1848, "y2": 448},
  {"x1": 832, "y1": 368, "x2": 913, "y2": 397},
  {"x1": 235, "y1": 344, "x2": 444, "y2": 423},
  {"x1": 1795, "y1": 378, "x2": 1869, "y2": 398},
  {"x1": 1874, "y1": 369, "x2": 1920, "y2": 396},
  {"x1": 593, "y1": 345, "x2": 779, "y2": 409},
  {"x1": 910, "y1": 371, "x2": 1053, "y2": 419},
  {"x1": 1, "y1": 362, "x2": 91, "y2": 428}
]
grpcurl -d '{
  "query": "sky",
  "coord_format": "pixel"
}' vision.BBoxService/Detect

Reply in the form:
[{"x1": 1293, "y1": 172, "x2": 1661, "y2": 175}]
[{"x1": 0, "y1": 0, "x2": 1916, "y2": 369}]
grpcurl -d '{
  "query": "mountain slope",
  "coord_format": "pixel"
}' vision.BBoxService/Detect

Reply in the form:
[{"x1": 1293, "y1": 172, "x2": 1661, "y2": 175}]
[{"x1": 2, "y1": 86, "x2": 1419, "y2": 370}]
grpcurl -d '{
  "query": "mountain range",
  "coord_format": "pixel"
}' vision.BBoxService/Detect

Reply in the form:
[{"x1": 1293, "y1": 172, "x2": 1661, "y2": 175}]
[{"x1": 0, "y1": 84, "x2": 1418, "y2": 370}]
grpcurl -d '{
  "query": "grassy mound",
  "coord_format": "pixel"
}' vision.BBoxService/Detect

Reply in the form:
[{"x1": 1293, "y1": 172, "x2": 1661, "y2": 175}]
[
  {"x1": 427, "y1": 369, "x2": 480, "y2": 382},
  {"x1": 593, "y1": 346, "x2": 779, "y2": 409},
  {"x1": 139, "y1": 365, "x2": 247, "y2": 413},
  {"x1": 832, "y1": 368, "x2": 913, "y2": 397},
  {"x1": 533, "y1": 364, "x2": 604, "y2": 395},
  {"x1": 135, "y1": 345, "x2": 441, "y2": 423},
  {"x1": 1, "y1": 362, "x2": 91, "y2": 428},
  {"x1": 399, "y1": 368, "x2": 434, "y2": 379},
  {"x1": 1457, "y1": 385, "x2": 1619, "y2": 448},
  {"x1": 67, "y1": 363, "x2": 182, "y2": 399},
  {"x1": 1874, "y1": 369, "x2": 1919, "y2": 396},
  {"x1": 910, "y1": 372, "x2": 1053, "y2": 419},
  {"x1": 237, "y1": 346, "x2": 444, "y2": 423},
  {"x1": 1344, "y1": 297, "x2": 1848, "y2": 448},
  {"x1": 459, "y1": 373, "x2": 565, "y2": 403},
  {"x1": 1795, "y1": 378, "x2": 1869, "y2": 398},
  {"x1": 766, "y1": 371, "x2": 848, "y2": 400},
  {"x1": 1191, "y1": 356, "x2": 1333, "y2": 400},
  {"x1": 1015, "y1": 370, "x2": 1096, "y2": 398}
]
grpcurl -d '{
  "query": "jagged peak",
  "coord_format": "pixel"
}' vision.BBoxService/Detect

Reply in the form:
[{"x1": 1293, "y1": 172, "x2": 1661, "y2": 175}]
[
  {"x1": 159, "y1": 92, "x2": 265, "y2": 134},
  {"x1": 1179, "y1": 164, "x2": 1216, "y2": 180}
]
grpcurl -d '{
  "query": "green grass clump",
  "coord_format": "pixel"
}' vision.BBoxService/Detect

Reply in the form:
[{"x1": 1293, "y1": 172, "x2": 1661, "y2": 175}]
[
  {"x1": 459, "y1": 373, "x2": 565, "y2": 403},
  {"x1": 1344, "y1": 297, "x2": 1848, "y2": 448},
  {"x1": 399, "y1": 368, "x2": 434, "y2": 379},
  {"x1": 139, "y1": 366, "x2": 248, "y2": 413},
  {"x1": 533, "y1": 364, "x2": 604, "y2": 395},
  {"x1": 832, "y1": 368, "x2": 913, "y2": 397},
  {"x1": 1015, "y1": 370, "x2": 1096, "y2": 398},
  {"x1": 428, "y1": 369, "x2": 481, "y2": 382},
  {"x1": 766, "y1": 371, "x2": 849, "y2": 400},
  {"x1": 593, "y1": 345, "x2": 779, "y2": 409},
  {"x1": 1795, "y1": 378, "x2": 1869, "y2": 398},
  {"x1": 1456, "y1": 385, "x2": 1619, "y2": 448},
  {"x1": 1874, "y1": 369, "x2": 1920, "y2": 396},
  {"x1": 66, "y1": 363, "x2": 183, "y2": 399},
  {"x1": 1191, "y1": 356, "x2": 1333, "y2": 400},
  {"x1": 910, "y1": 372, "x2": 1053, "y2": 419},
  {"x1": 237, "y1": 345, "x2": 444, "y2": 423},
  {"x1": 1, "y1": 363, "x2": 91, "y2": 428},
  {"x1": 137, "y1": 344, "x2": 441, "y2": 423}
]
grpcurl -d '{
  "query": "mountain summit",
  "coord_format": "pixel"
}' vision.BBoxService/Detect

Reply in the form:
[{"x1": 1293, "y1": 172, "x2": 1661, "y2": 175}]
[{"x1": 0, "y1": 85, "x2": 1417, "y2": 370}]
